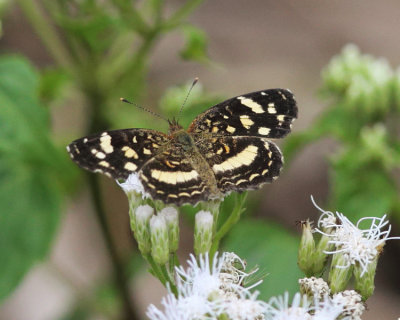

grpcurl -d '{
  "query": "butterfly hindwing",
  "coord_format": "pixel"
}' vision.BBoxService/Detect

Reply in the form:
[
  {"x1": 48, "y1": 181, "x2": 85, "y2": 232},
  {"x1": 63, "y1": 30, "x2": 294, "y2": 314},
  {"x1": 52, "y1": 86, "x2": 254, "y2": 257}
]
[
  {"x1": 195, "y1": 135, "x2": 283, "y2": 193},
  {"x1": 188, "y1": 89, "x2": 297, "y2": 138},
  {"x1": 67, "y1": 129, "x2": 169, "y2": 179},
  {"x1": 139, "y1": 152, "x2": 211, "y2": 206}
]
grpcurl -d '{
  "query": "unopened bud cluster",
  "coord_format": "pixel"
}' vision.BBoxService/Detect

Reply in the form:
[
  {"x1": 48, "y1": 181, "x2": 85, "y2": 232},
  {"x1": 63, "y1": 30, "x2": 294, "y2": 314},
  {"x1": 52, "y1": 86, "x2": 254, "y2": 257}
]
[{"x1": 130, "y1": 204, "x2": 179, "y2": 264}]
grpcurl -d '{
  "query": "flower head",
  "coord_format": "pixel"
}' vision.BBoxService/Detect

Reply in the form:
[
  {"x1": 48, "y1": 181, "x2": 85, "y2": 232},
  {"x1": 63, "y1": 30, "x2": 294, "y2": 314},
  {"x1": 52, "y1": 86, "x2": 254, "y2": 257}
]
[
  {"x1": 312, "y1": 197, "x2": 399, "y2": 276},
  {"x1": 147, "y1": 252, "x2": 266, "y2": 320},
  {"x1": 117, "y1": 172, "x2": 150, "y2": 199}
]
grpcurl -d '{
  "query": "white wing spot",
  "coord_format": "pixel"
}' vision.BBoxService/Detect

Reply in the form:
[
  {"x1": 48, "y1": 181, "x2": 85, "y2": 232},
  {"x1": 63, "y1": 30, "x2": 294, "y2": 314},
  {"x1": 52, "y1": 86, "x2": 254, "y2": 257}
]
[
  {"x1": 237, "y1": 96, "x2": 265, "y2": 113},
  {"x1": 83, "y1": 138, "x2": 88, "y2": 143},
  {"x1": 226, "y1": 125, "x2": 236, "y2": 133},
  {"x1": 122, "y1": 146, "x2": 138, "y2": 159},
  {"x1": 95, "y1": 151, "x2": 106, "y2": 159},
  {"x1": 100, "y1": 134, "x2": 114, "y2": 153},
  {"x1": 239, "y1": 115, "x2": 254, "y2": 129},
  {"x1": 143, "y1": 148, "x2": 152, "y2": 155},
  {"x1": 212, "y1": 145, "x2": 258, "y2": 173},
  {"x1": 99, "y1": 161, "x2": 110, "y2": 167},
  {"x1": 268, "y1": 103, "x2": 277, "y2": 114},
  {"x1": 151, "y1": 169, "x2": 199, "y2": 185},
  {"x1": 124, "y1": 162, "x2": 137, "y2": 171},
  {"x1": 258, "y1": 127, "x2": 271, "y2": 135},
  {"x1": 249, "y1": 173, "x2": 259, "y2": 181},
  {"x1": 261, "y1": 92, "x2": 267, "y2": 96}
]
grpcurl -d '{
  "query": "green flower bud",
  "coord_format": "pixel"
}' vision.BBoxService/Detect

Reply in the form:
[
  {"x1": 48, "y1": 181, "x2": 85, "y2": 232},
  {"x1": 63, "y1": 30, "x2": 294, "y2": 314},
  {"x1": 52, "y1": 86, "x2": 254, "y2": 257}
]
[
  {"x1": 312, "y1": 233, "x2": 335, "y2": 275},
  {"x1": 159, "y1": 207, "x2": 179, "y2": 253},
  {"x1": 133, "y1": 205, "x2": 154, "y2": 254},
  {"x1": 194, "y1": 210, "x2": 213, "y2": 255},
  {"x1": 150, "y1": 215, "x2": 169, "y2": 265},
  {"x1": 297, "y1": 220, "x2": 315, "y2": 276},
  {"x1": 328, "y1": 252, "x2": 353, "y2": 294},
  {"x1": 354, "y1": 255, "x2": 378, "y2": 301}
]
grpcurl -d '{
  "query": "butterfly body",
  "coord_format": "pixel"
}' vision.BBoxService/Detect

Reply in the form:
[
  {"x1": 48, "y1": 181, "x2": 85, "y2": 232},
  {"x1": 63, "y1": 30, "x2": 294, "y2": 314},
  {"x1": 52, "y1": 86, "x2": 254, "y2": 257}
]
[{"x1": 67, "y1": 89, "x2": 298, "y2": 206}]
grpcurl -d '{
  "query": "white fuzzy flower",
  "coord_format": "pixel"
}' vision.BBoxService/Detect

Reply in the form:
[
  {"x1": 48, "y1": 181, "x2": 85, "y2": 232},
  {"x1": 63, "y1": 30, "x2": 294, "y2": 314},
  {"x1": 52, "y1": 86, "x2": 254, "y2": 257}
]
[
  {"x1": 147, "y1": 253, "x2": 267, "y2": 320},
  {"x1": 175, "y1": 253, "x2": 225, "y2": 299},
  {"x1": 117, "y1": 172, "x2": 150, "y2": 198},
  {"x1": 312, "y1": 295, "x2": 346, "y2": 320},
  {"x1": 312, "y1": 197, "x2": 399, "y2": 276},
  {"x1": 266, "y1": 292, "x2": 311, "y2": 320}
]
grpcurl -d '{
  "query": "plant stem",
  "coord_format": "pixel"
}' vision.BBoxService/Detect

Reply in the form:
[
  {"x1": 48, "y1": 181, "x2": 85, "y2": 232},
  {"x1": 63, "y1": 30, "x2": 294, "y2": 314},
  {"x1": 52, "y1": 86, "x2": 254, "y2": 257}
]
[
  {"x1": 209, "y1": 193, "x2": 247, "y2": 258},
  {"x1": 163, "y1": 0, "x2": 204, "y2": 31},
  {"x1": 16, "y1": 0, "x2": 74, "y2": 70},
  {"x1": 87, "y1": 173, "x2": 138, "y2": 320}
]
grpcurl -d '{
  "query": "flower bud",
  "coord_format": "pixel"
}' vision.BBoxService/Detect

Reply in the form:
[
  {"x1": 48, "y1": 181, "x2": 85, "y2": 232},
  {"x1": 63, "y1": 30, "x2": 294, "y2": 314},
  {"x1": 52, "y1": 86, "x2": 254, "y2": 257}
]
[
  {"x1": 332, "y1": 290, "x2": 365, "y2": 319},
  {"x1": 150, "y1": 215, "x2": 169, "y2": 265},
  {"x1": 312, "y1": 234, "x2": 334, "y2": 275},
  {"x1": 353, "y1": 255, "x2": 378, "y2": 301},
  {"x1": 328, "y1": 253, "x2": 353, "y2": 294},
  {"x1": 134, "y1": 205, "x2": 154, "y2": 254},
  {"x1": 299, "y1": 277, "x2": 330, "y2": 300},
  {"x1": 159, "y1": 207, "x2": 179, "y2": 252},
  {"x1": 297, "y1": 220, "x2": 315, "y2": 276},
  {"x1": 194, "y1": 210, "x2": 213, "y2": 255}
]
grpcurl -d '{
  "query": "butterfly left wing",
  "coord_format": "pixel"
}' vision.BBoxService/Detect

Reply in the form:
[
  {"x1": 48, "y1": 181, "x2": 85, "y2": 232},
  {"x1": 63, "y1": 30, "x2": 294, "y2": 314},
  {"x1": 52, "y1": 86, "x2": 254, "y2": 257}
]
[
  {"x1": 188, "y1": 88, "x2": 297, "y2": 138},
  {"x1": 67, "y1": 129, "x2": 169, "y2": 179}
]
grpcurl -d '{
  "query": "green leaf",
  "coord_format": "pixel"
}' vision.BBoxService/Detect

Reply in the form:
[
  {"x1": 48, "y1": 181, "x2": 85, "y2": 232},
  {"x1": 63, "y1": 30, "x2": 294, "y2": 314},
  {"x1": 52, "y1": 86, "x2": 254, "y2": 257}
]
[
  {"x1": 0, "y1": 55, "x2": 75, "y2": 300},
  {"x1": 223, "y1": 219, "x2": 303, "y2": 299},
  {"x1": 179, "y1": 25, "x2": 209, "y2": 63},
  {"x1": 330, "y1": 149, "x2": 397, "y2": 222}
]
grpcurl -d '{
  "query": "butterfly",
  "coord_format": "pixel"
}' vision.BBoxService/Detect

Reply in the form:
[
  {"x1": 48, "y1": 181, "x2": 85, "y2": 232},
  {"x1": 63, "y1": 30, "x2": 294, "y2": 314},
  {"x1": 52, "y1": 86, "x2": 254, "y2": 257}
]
[{"x1": 67, "y1": 88, "x2": 297, "y2": 206}]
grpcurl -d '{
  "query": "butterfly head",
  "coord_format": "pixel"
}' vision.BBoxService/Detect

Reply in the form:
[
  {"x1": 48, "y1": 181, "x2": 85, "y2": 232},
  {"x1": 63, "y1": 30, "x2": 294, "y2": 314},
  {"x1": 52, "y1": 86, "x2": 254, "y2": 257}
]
[{"x1": 168, "y1": 117, "x2": 183, "y2": 134}]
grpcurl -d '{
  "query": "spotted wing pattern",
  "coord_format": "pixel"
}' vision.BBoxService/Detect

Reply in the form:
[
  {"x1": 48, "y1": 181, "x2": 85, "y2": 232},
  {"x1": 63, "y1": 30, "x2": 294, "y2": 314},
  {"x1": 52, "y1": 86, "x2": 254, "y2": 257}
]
[
  {"x1": 196, "y1": 136, "x2": 283, "y2": 193},
  {"x1": 139, "y1": 149, "x2": 211, "y2": 206},
  {"x1": 188, "y1": 89, "x2": 297, "y2": 138},
  {"x1": 67, "y1": 129, "x2": 169, "y2": 179},
  {"x1": 67, "y1": 88, "x2": 297, "y2": 206}
]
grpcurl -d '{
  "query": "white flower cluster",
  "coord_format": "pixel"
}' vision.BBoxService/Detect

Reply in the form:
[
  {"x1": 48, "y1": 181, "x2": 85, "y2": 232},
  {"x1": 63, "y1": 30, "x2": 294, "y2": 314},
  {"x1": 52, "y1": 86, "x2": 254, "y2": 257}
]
[
  {"x1": 146, "y1": 254, "x2": 365, "y2": 320},
  {"x1": 147, "y1": 252, "x2": 267, "y2": 320},
  {"x1": 312, "y1": 197, "x2": 399, "y2": 276}
]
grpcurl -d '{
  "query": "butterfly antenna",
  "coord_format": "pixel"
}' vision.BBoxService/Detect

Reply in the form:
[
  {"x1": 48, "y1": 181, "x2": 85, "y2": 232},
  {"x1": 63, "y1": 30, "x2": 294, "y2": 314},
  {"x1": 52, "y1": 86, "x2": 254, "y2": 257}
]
[
  {"x1": 120, "y1": 98, "x2": 169, "y2": 123},
  {"x1": 177, "y1": 77, "x2": 199, "y2": 121}
]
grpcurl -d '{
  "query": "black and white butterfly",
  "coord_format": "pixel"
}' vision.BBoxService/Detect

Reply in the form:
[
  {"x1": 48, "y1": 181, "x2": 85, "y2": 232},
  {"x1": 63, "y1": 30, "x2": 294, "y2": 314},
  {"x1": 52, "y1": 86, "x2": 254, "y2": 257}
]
[{"x1": 67, "y1": 89, "x2": 297, "y2": 206}]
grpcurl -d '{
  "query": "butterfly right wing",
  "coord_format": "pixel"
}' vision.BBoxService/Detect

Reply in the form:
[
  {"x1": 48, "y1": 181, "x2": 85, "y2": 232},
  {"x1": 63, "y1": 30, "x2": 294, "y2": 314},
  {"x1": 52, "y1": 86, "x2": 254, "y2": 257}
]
[
  {"x1": 67, "y1": 129, "x2": 169, "y2": 180},
  {"x1": 188, "y1": 88, "x2": 297, "y2": 139}
]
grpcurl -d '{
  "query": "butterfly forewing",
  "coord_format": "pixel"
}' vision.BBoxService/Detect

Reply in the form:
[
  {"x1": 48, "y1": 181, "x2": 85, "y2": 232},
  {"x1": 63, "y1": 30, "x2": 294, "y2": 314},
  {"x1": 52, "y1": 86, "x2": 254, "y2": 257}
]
[
  {"x1": 67, "y1": 129, "x2": 168, "y2": 179},
  {"x1": 188, "y1": 89, "x2": 297, "y2": 138}
]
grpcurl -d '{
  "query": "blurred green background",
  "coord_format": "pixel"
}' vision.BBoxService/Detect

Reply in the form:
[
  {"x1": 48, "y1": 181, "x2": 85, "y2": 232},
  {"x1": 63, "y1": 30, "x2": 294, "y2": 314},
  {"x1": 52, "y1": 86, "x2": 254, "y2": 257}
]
[{"x1": 0, "y1": 1, "x2": 399, "y2": 319}]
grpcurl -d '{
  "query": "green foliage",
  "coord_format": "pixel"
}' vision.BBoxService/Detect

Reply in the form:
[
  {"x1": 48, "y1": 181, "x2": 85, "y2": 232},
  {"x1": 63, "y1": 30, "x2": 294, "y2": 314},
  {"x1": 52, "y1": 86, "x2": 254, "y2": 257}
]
[
  {"x1": 180, "y1": 25, "x2": 209, "y2": 63},
  {"x1": 284, "y1": 44, "x2": 400, "y2": 222},
  {"x1": 223, "y1": 219, "x2": 303, "y2": 299},
  {"x1": 0, "y1": 55, "x2": 77, "y2": 300}
]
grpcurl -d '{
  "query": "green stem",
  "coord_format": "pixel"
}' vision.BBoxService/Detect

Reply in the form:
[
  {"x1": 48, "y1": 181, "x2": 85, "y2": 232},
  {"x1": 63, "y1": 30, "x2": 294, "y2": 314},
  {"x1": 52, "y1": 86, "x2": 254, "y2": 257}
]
[
  {"x1": 87, "y1": 174, "x2": 138, "y2": 320},
  {"x1": 145, "y1": 254, "x2": 168, "y2": 284},
  {"x1": 163, "y1": 0, "x2": 204, "y2": 31},
  {"x1": 209, "y1": 193, "x2": 247, "y2": 258},
  {"x1": 160, "y1": 265, "x2": 178, "y2": 296},
  {"x1": 16, "y1": 0, "x2": 74, "y2": 69}
]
